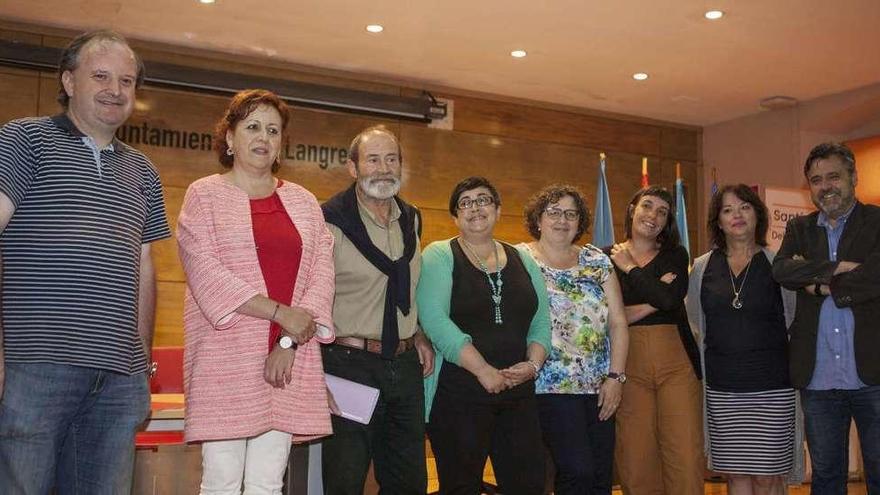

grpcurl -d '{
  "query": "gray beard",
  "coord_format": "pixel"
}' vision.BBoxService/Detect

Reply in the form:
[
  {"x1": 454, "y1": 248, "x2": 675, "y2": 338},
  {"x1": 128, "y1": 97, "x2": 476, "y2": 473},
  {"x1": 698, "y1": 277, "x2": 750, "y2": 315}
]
[{"x1": 359, "y1": 176, "x2": 401, "y2": 200}]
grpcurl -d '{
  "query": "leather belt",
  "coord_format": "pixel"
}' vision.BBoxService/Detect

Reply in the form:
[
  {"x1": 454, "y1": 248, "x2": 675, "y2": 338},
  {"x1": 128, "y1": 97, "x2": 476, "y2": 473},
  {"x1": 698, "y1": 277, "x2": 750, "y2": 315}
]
[{"x1": 335, "y1": 336, "x2": 416, "y2": 357}]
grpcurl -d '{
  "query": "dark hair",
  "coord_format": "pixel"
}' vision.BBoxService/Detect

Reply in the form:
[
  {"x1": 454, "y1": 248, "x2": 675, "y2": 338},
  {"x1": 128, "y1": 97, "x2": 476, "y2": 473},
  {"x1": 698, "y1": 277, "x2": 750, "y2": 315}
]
[
  {"x1": 623, "y1": 186, "x2": 680, "y2": 251},
  {"x1": 803, "y1": 142, "x2": 856, "y2": 177},
  {"x1": 448, "y1": 176, "x2": 501, "y2": 217},
  {"x1": 57, "y1": 30, "x2": 145, "y2": 108},
  {"x1": 214, "y1": 89, "x2": 290, "y2": 173},
  {"x1": 523, "y1": 184, "x2": 591, "y2": 242},
  {"x1": 707, "y1": 184, "x2": 769, "y2": 252},
  {"x1": 347, "y1": 126, "x2": 403, "y2": 166}
]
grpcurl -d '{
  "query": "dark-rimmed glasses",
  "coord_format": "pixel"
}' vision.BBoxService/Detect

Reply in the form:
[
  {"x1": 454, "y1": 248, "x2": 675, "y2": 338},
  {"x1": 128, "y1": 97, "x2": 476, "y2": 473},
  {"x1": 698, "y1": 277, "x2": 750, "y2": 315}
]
[
  {"x1": 457, "y1": 195, "x2": 495, "y2": 210},
  {"x1": 544, "y1": 207, "x2": 579, "y2": 221}
]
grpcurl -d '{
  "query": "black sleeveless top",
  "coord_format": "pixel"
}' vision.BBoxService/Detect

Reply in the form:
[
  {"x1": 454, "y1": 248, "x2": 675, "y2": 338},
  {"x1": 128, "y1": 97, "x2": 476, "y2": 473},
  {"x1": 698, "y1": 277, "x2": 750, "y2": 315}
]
[{"x1": 436, "y1": 239, "x2": 538, "y2": 403}]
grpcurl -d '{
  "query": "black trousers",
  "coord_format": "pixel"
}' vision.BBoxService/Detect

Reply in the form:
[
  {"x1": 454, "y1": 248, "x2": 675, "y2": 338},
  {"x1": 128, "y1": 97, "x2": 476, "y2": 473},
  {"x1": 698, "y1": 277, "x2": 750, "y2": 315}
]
[
  {"x1": 427, "y1": 388, "x2": 545, "y2": 495},
  {"x1": 321, "y1": 345, "x2": 427, "y2": 495},
  {"x1": 537, "y1": 394, "x2": 615, "y2": 495}
]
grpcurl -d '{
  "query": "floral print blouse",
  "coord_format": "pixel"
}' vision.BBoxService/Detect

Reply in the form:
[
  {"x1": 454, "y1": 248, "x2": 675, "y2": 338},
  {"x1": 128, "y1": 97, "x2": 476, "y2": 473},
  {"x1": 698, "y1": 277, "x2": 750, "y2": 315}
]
[{"x1": 520, "y1": 243, "x2": 613, "y2": 394}]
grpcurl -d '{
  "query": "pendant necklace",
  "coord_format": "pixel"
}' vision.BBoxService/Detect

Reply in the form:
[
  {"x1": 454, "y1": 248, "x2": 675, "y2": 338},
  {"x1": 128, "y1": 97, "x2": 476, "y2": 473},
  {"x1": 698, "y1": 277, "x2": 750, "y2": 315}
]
[
  {"x1": 461, "y1": 238, "x2": 504, "y2": 324},
  {"x1": 728, "y1": 255, "x2": 753, "y2": 310}
]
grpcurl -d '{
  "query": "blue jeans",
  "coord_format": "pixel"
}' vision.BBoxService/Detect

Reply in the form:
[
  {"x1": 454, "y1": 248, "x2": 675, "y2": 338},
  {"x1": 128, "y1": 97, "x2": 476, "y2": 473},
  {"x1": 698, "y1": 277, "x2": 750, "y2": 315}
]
[
  {"x1": 537, "y1": 394, "x2": 614, "y2": 495},
  {"x1": 0, "y1": 362, "x2": 150, "y2": 494},
  {"x1": 801, "y1": 386, "x2": 880, "y2": 495}
]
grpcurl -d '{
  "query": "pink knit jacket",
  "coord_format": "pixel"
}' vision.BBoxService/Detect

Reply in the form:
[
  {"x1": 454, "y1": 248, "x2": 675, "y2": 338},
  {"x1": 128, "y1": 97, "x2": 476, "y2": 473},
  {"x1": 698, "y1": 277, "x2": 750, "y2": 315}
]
[{"x1": 177, "y1": 174, "x2": 335, "y2": 443}]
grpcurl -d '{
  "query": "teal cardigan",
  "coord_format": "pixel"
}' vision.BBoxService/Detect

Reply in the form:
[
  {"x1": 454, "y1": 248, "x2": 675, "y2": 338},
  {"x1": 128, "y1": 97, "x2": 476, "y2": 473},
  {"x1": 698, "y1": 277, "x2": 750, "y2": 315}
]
[{"x1": 416, "y1": 239, "x2": 552, "y2": 420}]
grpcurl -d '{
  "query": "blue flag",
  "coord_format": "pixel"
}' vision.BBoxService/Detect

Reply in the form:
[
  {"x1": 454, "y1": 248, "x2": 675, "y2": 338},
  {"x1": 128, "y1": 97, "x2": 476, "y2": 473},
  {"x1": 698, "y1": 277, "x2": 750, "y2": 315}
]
[
  {"x1": 676, "y1": 176, "x2": 690, "y2": 259},
  {"x1": 592, "y1": 155, "x2": 615, "y2": 248},
  {"x1": 710, "y1": 167, "x2": 719, "y2": 197}
]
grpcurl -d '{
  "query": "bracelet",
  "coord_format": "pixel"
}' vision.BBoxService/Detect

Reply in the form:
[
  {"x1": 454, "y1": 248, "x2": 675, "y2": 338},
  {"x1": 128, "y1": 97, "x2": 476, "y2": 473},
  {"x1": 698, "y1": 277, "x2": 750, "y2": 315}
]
[
  {"x1": 527, "y1": 360, "x2": 540, "y2": 376},
  {"x1": 270, "y1": 303, "x2": 280, "y2": 322}
]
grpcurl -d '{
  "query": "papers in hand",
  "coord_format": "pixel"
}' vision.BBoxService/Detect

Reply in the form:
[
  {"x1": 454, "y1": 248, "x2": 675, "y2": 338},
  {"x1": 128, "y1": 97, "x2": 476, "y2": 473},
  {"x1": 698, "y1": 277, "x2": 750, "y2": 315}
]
[{"x1": 325, "y1": 374, "x2": 380, "y2": 425}]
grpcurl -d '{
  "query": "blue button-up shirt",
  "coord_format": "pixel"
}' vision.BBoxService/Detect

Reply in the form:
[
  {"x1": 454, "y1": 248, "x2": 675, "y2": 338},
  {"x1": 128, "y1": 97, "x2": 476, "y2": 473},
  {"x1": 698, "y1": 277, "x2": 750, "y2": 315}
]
[{"x1": 807, "y1": 203, "x2": 865, "y2": 390}]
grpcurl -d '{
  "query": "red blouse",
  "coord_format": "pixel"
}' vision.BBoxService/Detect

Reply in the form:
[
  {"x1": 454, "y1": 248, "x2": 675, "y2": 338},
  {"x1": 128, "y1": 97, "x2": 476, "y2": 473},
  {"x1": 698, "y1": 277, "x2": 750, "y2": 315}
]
[{"x1": 250, "y1": 181, "x2": 302, "y2": 351}]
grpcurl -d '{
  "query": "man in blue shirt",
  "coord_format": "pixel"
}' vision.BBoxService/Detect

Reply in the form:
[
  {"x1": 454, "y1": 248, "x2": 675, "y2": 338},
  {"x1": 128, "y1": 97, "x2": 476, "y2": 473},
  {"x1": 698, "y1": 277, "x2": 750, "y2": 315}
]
[{"x1": 773, "y1": 142, "x2": 880, "y2": 494}]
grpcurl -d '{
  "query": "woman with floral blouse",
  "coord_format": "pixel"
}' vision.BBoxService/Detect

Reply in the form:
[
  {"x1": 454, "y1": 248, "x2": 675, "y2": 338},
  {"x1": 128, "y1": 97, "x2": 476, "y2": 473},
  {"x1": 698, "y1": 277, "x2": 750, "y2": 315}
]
[{"x1": 519, "y1": 184, "x2": 629, "y2": 495}]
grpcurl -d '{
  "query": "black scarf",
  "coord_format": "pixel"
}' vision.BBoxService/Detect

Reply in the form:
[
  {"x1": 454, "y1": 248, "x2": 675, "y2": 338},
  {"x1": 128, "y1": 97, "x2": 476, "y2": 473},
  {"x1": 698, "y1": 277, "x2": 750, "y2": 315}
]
[{"x1": 322, "y1": 184, "x2": 420, "y2": 359}]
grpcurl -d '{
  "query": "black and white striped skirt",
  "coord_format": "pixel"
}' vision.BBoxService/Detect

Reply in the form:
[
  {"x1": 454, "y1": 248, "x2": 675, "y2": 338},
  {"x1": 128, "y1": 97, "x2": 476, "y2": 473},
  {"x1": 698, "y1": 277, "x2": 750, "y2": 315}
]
[{"x1": 706, "y1": 387, "x2": 796, "y2": 475}]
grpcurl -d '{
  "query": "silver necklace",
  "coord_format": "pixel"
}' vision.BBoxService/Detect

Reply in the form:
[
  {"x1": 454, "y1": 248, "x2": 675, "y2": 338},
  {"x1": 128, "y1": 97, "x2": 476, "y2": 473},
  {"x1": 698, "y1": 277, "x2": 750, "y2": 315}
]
[
  {"x1": 728, "y1": 256, "x2": 753, "y2": 310},
  {"x1": 461, "y1": 238, "x2": 504, "y2": 324}
]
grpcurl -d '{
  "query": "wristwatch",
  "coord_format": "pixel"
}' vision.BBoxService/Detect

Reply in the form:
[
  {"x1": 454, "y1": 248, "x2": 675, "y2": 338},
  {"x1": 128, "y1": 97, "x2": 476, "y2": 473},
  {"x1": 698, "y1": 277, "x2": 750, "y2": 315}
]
[
  {"x1": 278, "y1": 335, "x2": 297, "y2": 350},
  {"x1": 606, "y1": 372, "x2": 627, "y2": 384}
]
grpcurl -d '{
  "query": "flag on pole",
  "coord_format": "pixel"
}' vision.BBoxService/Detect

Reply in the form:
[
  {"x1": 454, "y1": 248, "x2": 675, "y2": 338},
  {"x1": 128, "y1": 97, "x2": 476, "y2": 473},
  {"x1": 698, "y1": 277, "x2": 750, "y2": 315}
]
[
  {"x1": 592, "y1": 152, "x2": 615, "y2": 248},
  {"x1": 675, "y1": 163, "x2": 690, "y2": 259},
  {"x1": 710, "y1": 167, "x2": 719, "y2": 197},
  {"x1": 641, "y1": 157, "x2": 649, "y2": 188}
]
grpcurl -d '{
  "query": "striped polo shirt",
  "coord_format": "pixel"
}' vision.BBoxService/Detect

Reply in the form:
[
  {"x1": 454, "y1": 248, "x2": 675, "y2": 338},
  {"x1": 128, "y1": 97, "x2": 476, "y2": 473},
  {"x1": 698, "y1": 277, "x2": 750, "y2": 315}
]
[{"x1": 0, "y1": 114, "x2": 171, "y2": 375}]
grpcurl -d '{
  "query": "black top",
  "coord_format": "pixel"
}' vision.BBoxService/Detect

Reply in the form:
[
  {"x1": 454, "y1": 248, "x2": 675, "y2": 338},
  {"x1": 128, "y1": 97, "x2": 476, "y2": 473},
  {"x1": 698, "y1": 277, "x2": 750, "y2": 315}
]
[
  {"x1": 436, "y1": 239, "x2": 538, "y2": 402},
  {"x1": 607, "y1": 245, "x2": 702, "y2": 378},
  {"x1": 702, "y1": 250, "x2": 790, "y2": 392}
]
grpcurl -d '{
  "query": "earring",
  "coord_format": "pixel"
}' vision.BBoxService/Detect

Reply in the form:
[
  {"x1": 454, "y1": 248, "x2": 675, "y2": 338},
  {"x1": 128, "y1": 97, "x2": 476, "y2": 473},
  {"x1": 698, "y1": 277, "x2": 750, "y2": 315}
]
[{"x1": 226, "y1": 148, "x2": 234, "y2": 156}]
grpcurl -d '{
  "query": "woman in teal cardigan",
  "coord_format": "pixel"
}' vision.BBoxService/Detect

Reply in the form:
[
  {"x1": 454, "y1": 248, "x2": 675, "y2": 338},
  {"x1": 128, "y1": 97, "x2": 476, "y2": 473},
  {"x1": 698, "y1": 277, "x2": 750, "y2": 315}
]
[{"x1": 417, "y1": 176, "x2": 551, "y2": 495}]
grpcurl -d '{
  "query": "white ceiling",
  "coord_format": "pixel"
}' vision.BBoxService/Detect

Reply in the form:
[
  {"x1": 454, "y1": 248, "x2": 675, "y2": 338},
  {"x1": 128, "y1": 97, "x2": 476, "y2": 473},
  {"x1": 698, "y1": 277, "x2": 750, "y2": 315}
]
[{"x1": 3, "y1": 0, "x2": 880, "y2": 126}]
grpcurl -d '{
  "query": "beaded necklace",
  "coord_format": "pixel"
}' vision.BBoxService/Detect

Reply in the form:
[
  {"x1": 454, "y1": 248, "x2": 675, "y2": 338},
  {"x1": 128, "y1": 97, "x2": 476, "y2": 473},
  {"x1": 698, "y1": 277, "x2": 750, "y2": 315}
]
[{"x1": 461, "y1": 238, "x2": 504, "y2": 324}]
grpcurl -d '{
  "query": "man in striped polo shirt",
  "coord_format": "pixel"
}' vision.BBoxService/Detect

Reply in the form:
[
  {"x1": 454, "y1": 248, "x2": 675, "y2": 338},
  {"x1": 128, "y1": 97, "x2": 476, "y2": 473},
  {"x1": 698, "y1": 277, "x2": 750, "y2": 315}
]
[{"x1": 0, "y1": 30, "x2": 171, "y2": 493}]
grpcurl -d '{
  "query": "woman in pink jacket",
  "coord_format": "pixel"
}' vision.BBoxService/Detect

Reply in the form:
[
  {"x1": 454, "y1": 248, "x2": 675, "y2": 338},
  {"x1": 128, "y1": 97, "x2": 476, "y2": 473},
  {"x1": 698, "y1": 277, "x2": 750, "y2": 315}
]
[{"x1": 177, "y1": 89, "x2": 335, "y2": 495}]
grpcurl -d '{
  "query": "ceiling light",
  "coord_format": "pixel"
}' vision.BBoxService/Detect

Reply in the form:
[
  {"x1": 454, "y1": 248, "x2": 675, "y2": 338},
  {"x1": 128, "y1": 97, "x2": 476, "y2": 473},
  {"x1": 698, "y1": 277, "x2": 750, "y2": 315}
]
[
  {"x1": 199, "y1": 0, "x2": 215, "y2": 4},
  {"x1": 704, "y1": 10, "x2": 724, "y2": 20},
  {"x1": 366, "y1": 24, "x2": 384, "y2": 33},
  {"x1": 632, "y1": 72, "x2": 649, "y2": 81},
  {"x1": 510, "y1": 50, "x2": 527, "y2": 58}
]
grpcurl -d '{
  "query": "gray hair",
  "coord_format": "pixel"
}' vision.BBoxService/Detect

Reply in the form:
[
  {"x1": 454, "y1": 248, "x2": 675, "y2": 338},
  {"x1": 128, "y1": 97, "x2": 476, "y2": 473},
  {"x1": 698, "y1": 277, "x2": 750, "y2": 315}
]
[
  {"x1": 57, "y1": 30, "x2": 145, "y2": 108},
  {"x1": 803, "y1": 142, "x2": 856, "y2": 177},
  {"x1": 347, "y1": 126, "x2": 402, "y2": 166}
]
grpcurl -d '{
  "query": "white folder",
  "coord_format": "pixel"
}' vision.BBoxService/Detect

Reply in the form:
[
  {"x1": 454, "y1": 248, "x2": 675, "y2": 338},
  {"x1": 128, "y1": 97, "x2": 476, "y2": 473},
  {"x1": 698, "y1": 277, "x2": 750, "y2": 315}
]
[{"x1": 325, "y1": 374, "x2": 380, "y2": 425}]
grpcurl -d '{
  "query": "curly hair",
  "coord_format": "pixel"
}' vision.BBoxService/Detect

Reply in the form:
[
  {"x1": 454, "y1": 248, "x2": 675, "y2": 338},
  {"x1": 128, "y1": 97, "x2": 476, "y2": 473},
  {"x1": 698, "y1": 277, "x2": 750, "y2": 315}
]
[
  {"x1": 214, "y1": 89, "x2": 290, "y2": 173},
  {"x1": 523, "y1": 184, "x2": 591, "y2": 242},
  {"x1": 707, "y1": 184, "x2": 769, "y2": 252}
]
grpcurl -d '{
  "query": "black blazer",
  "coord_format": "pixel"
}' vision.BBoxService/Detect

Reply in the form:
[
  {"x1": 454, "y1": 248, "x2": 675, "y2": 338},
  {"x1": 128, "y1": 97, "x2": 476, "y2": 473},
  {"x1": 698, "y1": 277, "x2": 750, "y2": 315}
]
[{"x1": 772, "y1": 201, "x2": 880, "y2": 388}]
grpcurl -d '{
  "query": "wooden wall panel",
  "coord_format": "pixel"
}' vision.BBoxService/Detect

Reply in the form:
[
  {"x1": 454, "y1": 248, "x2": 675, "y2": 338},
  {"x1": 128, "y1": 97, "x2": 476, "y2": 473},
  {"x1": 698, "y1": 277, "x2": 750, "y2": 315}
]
[
  {"x1": 2, "y1": 30, "x2": 703, "y2": 347},
  {"x1": 154, "y1": 186, "x2": 185, "y2": 283},
  {"x1": 449, "y1": 95, "x2": 664, "y2": 156},
  {"x1": 0, "y1": 68, "x2": 40, "y2": 124},
  {"x1": 154, "y1": 281, "x2": 185, "y2": 347},
  {"x1": 660, "y1": 127, "x2": 701, "y2": 162}
]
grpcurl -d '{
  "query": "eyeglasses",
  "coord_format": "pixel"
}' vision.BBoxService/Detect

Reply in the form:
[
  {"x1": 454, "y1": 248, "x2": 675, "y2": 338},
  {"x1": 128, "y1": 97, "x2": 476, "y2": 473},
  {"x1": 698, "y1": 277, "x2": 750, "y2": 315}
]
[
  {"x1": 544, "y1": 207, "x2": 580, "y2": 221},
  {"x1": 457, "y1": 195, "x2": 495, "y2": 210}
]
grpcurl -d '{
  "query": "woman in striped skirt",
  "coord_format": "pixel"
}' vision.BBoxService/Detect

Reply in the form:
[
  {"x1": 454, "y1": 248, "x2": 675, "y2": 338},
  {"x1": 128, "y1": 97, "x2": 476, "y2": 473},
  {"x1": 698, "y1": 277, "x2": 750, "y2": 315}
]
[{"x1": 687, "y1": 184, "x2": 803, "y2": 495}]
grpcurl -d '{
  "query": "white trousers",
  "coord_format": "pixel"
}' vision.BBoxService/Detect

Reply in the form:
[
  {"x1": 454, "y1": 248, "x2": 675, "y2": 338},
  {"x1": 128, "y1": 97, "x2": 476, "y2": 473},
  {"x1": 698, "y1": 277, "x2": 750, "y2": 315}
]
[{"x1": 200, "y1": 429, "x2": 293, "y2": 495}]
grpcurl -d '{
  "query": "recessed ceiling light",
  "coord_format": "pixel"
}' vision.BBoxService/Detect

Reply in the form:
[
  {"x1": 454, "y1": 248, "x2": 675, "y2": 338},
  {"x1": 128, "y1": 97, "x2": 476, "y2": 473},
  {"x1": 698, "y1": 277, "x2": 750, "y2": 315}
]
[
  {"x1": 366, "y1": 24, "x2": 384, "y2": 33},
  {"x1": 199, "y1": 0, "x2": 215, "y2": 4},
  {"x1": 705, "y1": 10, "x2": 724, "y2": 20},
  {"x1": 633, "y1": 72, "x2": 649, "y2": 81},
  {"x1": 511, "y1": 50, "x2": 527, "y2": 58}
]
